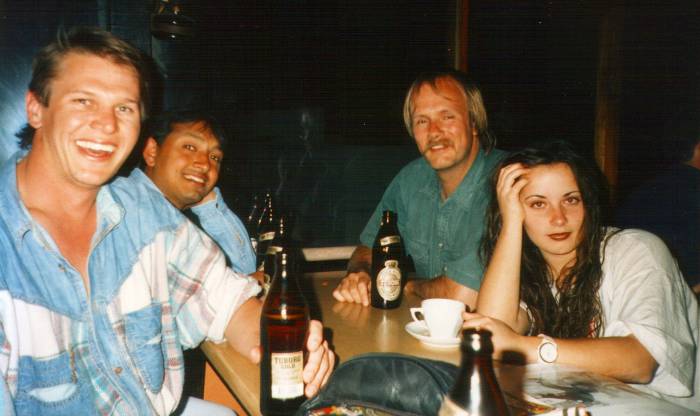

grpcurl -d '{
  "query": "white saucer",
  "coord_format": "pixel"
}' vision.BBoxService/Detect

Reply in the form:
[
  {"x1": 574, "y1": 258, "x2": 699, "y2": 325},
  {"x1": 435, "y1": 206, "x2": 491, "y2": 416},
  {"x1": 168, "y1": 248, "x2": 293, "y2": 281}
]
[{"x1": 404, "y1": 321, "x2": 460, "y2": 348}]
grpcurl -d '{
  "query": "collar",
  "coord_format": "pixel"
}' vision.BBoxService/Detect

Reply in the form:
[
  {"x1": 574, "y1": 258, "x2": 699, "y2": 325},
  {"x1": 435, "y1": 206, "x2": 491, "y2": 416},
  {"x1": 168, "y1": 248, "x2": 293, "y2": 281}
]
[
  {"x1": 0, "y1": 152, "x2": 125, "y2": 247},
  {"x1": 433, "y1": 147, "x2": 488, "y2": 203},
  {"x1": 0, "y1": 152, "x2": 34, "y2": 244}
]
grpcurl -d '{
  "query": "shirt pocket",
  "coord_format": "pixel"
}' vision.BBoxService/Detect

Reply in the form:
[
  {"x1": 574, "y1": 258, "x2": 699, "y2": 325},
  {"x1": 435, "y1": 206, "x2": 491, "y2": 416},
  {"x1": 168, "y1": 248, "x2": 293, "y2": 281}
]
[
  {"x1": 404, "y1": 233, "x2": 430, "y2": 277},
  {"x1": 15, "y1": 352, "x2": 93, "y2": 415},
  {"x1": 124, "y1": 303, "x2": 165, "y2": 393}
]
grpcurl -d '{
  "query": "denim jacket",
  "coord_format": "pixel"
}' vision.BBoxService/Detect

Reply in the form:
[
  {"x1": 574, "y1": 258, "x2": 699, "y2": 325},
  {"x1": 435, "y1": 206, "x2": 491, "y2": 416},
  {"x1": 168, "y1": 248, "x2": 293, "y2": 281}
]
[
  {"x1": 0, "y1": 154, "x2": 260, "y2": 415},
  {"x1": 188, "y1": 184, "x2": 256, "y2": 275}
]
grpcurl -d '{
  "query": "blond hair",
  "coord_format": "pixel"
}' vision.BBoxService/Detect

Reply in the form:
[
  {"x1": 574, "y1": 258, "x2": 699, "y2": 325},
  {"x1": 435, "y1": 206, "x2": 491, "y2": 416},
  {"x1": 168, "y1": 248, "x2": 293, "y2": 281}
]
[{"x1": 402, "y1": 70, "x2": 495, "y2": 152}]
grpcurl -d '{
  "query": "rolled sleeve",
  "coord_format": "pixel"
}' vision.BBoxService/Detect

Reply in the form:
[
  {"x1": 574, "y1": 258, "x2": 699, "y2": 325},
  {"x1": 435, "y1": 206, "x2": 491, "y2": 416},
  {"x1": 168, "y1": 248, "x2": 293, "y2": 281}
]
[
  {"x1": 169, "y1": 221, "x2": 261, "y2": 348},
  {"x1": 202, "y1": 269, "x2": 260, "y2": 343}
]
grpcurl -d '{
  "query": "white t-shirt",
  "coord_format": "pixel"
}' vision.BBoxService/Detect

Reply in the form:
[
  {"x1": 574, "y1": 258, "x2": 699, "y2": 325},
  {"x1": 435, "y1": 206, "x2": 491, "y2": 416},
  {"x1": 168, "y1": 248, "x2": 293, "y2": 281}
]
[{"x1": 599, "y1": 229, "x2": 699, "y2": 411}]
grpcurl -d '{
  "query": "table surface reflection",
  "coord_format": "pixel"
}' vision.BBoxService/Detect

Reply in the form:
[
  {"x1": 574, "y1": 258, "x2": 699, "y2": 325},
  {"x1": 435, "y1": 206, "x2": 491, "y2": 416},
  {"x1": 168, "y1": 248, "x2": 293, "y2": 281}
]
[{"x1": 202, "y1": 271, "x2": 694, "y2": 416}]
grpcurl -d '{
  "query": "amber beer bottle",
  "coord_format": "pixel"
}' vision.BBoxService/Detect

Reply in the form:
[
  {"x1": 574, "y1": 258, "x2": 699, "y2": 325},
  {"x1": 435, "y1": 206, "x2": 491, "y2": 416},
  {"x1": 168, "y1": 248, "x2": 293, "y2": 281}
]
[
  {"x1": 439, "y1": 329, "x2": 510, "y2": 416},
  {"x1": 370, "y1": 210, "x2": 405, "y2": 309},
  {"x1": 260, "y1": 252, "x2": 309, "y2": 415},
  {"x1": 245, "y1": 193, "x2": 262, "y2": 252},
  {"x1": 263, "y1": 215, "x2": 289, "y2": 294},
  {"x1": 257, "y1": 191, "x2": 276, "y2": 270}
]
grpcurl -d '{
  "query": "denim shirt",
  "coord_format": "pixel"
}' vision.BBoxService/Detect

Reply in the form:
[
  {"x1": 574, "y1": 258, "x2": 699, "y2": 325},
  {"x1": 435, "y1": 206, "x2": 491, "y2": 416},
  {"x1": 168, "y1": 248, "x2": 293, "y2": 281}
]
[
  {"x1": 130, "y1": 169, "x2": 257, "y2": 275},
  {"x1": 190, "y1": 186, "x2": 257, "y2": 275},
  {"x1": 0, "y1": 154, "x2": 260, "y2": 415},
  {"x1": 360, "y1": 148, "x2": 506, "y2": 290}
]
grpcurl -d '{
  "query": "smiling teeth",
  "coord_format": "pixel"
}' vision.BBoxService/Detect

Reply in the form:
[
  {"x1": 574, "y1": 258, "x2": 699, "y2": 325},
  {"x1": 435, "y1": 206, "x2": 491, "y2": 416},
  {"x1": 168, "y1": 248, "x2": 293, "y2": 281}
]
[
  {"x1": 185, "y1": 175, "x2": 205, "y2": 183},
  {"x1": 76, "y1": 140, "x2": 115, "y2": 153}
]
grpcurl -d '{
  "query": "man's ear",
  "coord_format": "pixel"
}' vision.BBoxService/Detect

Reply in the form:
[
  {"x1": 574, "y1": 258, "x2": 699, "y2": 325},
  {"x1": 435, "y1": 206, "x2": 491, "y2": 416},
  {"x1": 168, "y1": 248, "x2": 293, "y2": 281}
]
[
  {"x1": 142, "y1": 137, "x2": 160, "y2": 168},
  {"x1": 26, "y1": 92, "x2": 43, "y2": 128}
]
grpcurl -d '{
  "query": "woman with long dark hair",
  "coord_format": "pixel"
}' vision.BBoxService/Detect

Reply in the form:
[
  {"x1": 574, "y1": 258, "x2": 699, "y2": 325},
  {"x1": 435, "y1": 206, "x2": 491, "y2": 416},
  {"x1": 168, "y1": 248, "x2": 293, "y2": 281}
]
[{"x1": 464, "y1": 141, "x2": 699, "y2": 411}]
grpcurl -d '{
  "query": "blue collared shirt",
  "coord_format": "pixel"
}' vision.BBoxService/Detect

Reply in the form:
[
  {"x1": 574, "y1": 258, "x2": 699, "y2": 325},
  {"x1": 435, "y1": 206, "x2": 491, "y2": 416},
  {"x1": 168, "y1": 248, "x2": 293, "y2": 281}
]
[
  {"x1": 0, "y1": 154, "x2": 260, "y2": 415},
  {"x1": 360, "y1": 148, "x2": 506, "y2": 290}
]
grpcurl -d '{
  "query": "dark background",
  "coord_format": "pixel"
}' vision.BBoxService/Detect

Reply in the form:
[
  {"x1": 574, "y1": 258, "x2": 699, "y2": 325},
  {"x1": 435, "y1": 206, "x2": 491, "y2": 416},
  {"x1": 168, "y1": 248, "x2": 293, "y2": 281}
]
[{"x1": 1, "y1": 0, "x2": 698, "y2": 246}]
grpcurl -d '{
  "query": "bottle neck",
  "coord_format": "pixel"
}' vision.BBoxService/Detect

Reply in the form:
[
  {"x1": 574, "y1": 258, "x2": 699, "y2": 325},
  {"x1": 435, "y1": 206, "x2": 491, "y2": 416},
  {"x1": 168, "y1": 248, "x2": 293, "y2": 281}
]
[{"x1": 381, "y1": 211, "x2": 396, "y2": 226}]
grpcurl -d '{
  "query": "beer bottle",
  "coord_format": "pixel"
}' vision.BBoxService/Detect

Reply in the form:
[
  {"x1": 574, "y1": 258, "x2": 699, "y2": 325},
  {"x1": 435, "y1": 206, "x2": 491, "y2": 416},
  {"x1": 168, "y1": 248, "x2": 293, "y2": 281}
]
[
  {"x1": 260, "y1": 252, "x2": 309, "y2": 415},
  {"x1": 257, "y1": 191, "x2": 276, "y2": 270},
  {"x1": 245, "y1": 193, "x2": 262, "y2": 252},
  {"x1": 439, "y1": 329, "x2": 510, "y2": 416},
  {"x1": 370, "y1": 210, "x2": 405, "y2": 309},
  {"x1": 263, "y1": 215, "x2": 289, "y2": 294}
]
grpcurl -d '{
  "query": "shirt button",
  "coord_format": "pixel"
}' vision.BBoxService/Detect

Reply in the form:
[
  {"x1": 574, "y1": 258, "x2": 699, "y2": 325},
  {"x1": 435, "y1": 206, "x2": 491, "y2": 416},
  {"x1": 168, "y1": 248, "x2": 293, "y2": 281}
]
[
  {"x1": 438, "y1": 242, "x2": 443, "y2": 248},
  {"x1": 443, "y1": 266, "x2": 448, "y2": 272},
  {"x1": 114, "y1": 367, "x2": 123, "y2": 375}
]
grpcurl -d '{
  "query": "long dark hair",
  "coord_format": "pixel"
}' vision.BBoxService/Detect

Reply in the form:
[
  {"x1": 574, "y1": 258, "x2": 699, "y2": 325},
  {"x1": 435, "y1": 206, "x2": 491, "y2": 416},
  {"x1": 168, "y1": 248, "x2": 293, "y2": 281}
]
[{"x1": 481, "y1": 141, "x2": 610, "y2": 338}]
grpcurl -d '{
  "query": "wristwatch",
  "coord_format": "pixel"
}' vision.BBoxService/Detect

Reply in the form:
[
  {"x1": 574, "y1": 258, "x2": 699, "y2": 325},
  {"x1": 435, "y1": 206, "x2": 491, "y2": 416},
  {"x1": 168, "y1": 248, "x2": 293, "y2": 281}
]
[{"x1": 537, "y1": 334, "x2": 558, "y2": 364}]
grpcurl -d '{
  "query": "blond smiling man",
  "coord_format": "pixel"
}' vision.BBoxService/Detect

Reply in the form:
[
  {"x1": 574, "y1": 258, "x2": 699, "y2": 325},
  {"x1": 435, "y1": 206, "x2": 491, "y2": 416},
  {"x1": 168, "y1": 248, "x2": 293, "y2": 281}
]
[{"x1": 0, "y1": 27, "x2": 332, "y2": 415}]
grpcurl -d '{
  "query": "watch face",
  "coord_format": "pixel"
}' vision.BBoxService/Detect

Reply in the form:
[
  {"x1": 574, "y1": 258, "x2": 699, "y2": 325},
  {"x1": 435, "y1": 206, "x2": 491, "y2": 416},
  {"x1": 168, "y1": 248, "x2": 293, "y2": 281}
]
[{"x1": 540, "y1": 341, "x2": 558, "y2": 363}]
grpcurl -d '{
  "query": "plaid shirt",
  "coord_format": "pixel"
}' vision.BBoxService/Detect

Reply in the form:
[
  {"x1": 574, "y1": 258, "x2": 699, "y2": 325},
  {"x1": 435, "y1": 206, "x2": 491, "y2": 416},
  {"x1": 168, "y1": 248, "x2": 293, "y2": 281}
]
[{"x1": 0, "y1": 155, "x2": 260, "y2": 415}]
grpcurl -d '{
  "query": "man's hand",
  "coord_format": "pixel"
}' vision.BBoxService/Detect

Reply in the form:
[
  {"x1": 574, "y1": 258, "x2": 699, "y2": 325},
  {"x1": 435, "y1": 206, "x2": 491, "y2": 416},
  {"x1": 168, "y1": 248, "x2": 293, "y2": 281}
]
[
  {"x1": 302, "y1": 320, "x2": 335, "y2": 397},
  {"x1": 244, "y1": 319, "x2": 334, "y2": 397},
  {"x1": 249, "y1": 270, "x2": 266, "y2": 287},
  {"x1": 192, "y1": 189, "x2": 217, "y2": 207},
  {"x1": 332, "y1": 272, "x2": 371, "y2": 306}
]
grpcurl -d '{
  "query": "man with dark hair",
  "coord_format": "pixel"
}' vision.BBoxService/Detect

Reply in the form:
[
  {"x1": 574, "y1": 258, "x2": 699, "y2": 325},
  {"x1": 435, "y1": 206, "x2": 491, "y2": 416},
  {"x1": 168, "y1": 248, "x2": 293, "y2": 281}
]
[
  {"x1": 616, "y1": 111, "x2": 700, "y2": 293},
  {"x1": 139, "y1": 110, "x2": 256, "y2": 275},
  {"x1": 333, "y1": 70, "x2": 506, "y2": 309},
  {"x1": 0, "y1": 26, "x2": 333, "y2": 415}
]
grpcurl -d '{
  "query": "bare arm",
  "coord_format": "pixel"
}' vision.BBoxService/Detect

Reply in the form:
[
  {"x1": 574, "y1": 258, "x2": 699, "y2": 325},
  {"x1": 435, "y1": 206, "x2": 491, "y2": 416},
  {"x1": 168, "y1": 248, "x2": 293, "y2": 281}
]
[
  {"x1": 224, "y1": 297, "x2": 335, "y2": 397},
  {"x1": 406, "y1": 276, "x2": 478, "y2": 311},
  {"x1": 475, "y1": 164, "x2": 531, "y2": 334},
  {"x1": 224, "y1": 297, "x2": 263, "y2": 362},
  {"x1": 333, "y1": 245, "x2": 372, "y2": 305},
  {"x1": 464, "y1": 313, "x2": 657, "y2": 384},
  {"x1": 692, "y1": 282, "x2": 700, "y2": 295}
]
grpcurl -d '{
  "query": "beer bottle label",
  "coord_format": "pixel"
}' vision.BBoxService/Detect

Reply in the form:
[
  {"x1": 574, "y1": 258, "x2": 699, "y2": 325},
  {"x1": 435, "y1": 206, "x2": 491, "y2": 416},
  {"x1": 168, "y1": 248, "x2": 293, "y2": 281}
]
[
  {"x1": 376, "y1": 260, "x2": 401, "y2": 301},
  {"x1": 438, "y1": 397, "x2": 471, "y2": 415},
  {"x1": 271, "y1": 351, "x2": 304, "y2": 399},
  {"x1": 266, "y1": 245, "x2": 283, "y2": 255},
  {"x1": 259, "y1": 231, "x2": 275, "y2": 242},
  {"x1": 380, "y1": 235, "x2": 401, "y2": 246}
]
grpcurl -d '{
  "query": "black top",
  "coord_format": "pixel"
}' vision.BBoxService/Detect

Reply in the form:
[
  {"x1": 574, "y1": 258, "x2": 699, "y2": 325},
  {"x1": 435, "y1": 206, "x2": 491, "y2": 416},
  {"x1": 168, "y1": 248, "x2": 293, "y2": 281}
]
[{"x1": 615, "y1": 164, "x2": 700, "y2": 286}]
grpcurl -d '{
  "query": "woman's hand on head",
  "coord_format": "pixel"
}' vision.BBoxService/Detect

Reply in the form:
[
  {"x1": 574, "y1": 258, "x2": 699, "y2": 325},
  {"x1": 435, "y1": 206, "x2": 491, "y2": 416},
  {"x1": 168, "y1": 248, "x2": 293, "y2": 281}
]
[{"x1": 496, "y1": 163, "x2": 529, "y2": 228}]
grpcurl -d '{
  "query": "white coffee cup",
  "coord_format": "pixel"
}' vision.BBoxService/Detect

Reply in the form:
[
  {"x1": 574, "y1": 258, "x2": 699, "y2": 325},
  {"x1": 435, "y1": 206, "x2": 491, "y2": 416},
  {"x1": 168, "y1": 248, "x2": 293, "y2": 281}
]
[{"x1": 410, "y1": 298, "x2": 465, "y2": 339}]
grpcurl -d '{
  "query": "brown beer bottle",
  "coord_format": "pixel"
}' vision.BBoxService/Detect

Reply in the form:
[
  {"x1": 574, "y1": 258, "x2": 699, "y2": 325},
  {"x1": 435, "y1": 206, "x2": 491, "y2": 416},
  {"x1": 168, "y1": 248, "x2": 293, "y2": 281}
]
[
  {"x1": 256, "y1": 191, "x2": 276, "y2": 270},
  {"x1": 263, "y1": 215, "x2": 289, "y2": 294},
  {"x1": 439, "y1": 329, "x2": 510, "y2": 416},
  {"x1": 370, "y1": 210, "x2": 405, "y2": 309},
  {"x1": 245, "y1": 193, "x2": 262, "y2": 252},
  {"x1": 260, "y1": 252, "x2": 309, "y2": 415}
]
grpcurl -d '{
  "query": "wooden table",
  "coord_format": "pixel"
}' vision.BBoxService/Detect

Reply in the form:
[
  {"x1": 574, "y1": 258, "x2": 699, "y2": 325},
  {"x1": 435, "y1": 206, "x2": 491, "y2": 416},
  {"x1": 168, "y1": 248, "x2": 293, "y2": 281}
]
[{"x1": 203, "y1": 272, "x2": 695, "y2": 416}]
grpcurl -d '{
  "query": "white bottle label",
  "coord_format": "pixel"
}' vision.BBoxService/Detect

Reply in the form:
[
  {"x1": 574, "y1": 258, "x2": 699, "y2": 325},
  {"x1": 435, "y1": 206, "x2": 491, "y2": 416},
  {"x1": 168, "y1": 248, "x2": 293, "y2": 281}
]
[
  {"x1": 271, "y1": 351, "x2": 304, "y2": 399},
  {"x1": 266, "y1": 245, "x2": 283, "y2": 255},
  {"x1": 380, "y1": 235, "x2": 401, "y2": 246},
  {"x1": 438, "y1": 397, "x2": 471, "y2": 415},
  {"x1": 376, "y1": 260, "x2": 401, "y2": 301}
]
